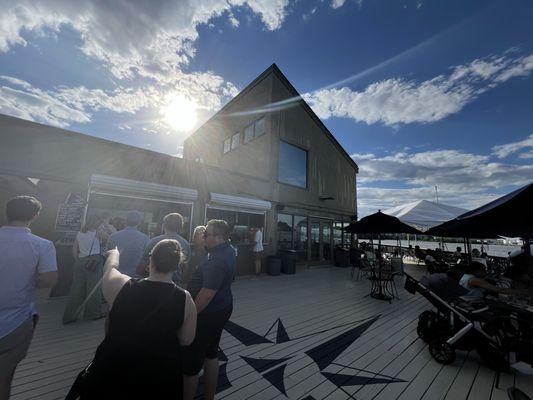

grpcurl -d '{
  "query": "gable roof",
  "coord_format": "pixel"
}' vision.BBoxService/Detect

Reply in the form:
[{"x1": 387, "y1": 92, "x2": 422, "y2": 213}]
[
  {"x1": 186, "y1": 63, "x2": 358, "y2": 172},
  {"x1": 383, "y1": 199, "x2": 467, "y2": 230}
]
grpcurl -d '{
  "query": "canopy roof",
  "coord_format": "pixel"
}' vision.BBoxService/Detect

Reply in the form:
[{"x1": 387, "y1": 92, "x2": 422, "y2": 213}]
[
  {"x1": 426, "y1": 183, "x2": 533, "y2": 238},
  {"x1": 343, "y1": 211, "x2": 422, "y2": 235},
  {"x1": 383, "y1": 199, "x2": 467, "y2": 230}
]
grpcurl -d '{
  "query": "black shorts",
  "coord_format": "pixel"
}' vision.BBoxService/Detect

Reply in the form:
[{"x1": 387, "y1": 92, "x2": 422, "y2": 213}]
[{"x1": 182, "y1": 305, "x2": 232, "y2": 376}]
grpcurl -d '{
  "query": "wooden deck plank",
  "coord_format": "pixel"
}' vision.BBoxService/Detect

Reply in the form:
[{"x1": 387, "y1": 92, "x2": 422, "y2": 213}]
[{"x1": 9, "y1": 265, "x2": 532, "y2": 400}]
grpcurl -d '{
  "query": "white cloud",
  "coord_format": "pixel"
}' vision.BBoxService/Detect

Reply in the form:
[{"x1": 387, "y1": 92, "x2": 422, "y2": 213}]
[
  {"x1": 331, "y1": 0, "x2": 347, "y2": 9},
  {"x1": 0, "y1": 1, "x2": 289, "y2": 83},
  {"x1": 0, "y1": 1, "x2": 287, "y2": 132},
  {"x1": 351, "y1": 148, "x2": 533, "y2": 216},
  {"x1": 305, "y1": 50, "x2": 533, "y2": 126},
  {"x1": 0, "y1": 80, "x2": 90, "y2": 127},
  {"x1": 491, "y1": 133, "x2": 533, "y2": 159}
]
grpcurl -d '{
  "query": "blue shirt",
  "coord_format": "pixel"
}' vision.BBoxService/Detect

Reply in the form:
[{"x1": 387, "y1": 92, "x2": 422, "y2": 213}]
[
  {"x1": 0, "y1": 226, "x2": 57, "y2": 338},
  {"x1": 187, "y1": 242, "x2": 236, "y2": 313},
  {"x1": 106, "y1": 227, "x2": 149, "y2": 277},
  {"x1": 141, "y1": 233, "x2": 190, "y2": 264}
]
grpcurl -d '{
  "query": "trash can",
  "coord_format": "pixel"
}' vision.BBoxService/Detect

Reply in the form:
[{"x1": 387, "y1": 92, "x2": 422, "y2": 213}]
[
  {"x1": 266, "y1": 256, "x2": 281, "y2": 275},
  {"x1": 279, "y1": 250, "x2": 297, "y2": 274},
  {"x1": 334, "y1": 247, "x2": 350, "y2": 267}
]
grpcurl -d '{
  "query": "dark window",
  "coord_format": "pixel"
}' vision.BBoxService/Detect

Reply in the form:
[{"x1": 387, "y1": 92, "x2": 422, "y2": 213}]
[
  {"x1": 293, "y1": 216, "x2": 307, "y2": 260},
  {"x1": 277, "y1": 213, "x2": 293, "y2": 250},
  {"x1": 205, "y1": 208, "x2": 264, "y2": 244},
  {"x1": 333, "y1": 221, "x2": 343, "y2": 246},
  {"x1": 278, "y1": 141, "x2": 307, "y2": 188}
]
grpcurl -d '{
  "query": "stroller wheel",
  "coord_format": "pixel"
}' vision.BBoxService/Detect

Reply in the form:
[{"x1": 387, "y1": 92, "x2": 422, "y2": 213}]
[
  {"x1": 417, "y1": 311, "x2": 444, "y2": 343},
  {"x1": 429, "y1": 341, "x2": 456, "y2": 365}
]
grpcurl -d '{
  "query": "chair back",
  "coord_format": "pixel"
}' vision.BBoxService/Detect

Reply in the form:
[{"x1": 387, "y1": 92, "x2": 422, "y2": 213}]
[{"x1": 391, "y1": 257, "x2": 404, "y2": 275}]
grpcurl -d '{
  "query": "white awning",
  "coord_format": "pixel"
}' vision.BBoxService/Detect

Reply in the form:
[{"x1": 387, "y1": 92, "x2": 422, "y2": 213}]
[
  {"x1": 90, "y1": 174, "x2": 198, "y2": 203},
  {"x1": 209, "y1": 192, "x2": 271, "y2": 212}
]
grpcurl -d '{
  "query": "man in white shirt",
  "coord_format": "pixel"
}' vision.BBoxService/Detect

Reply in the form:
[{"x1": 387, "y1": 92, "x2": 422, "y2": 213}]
[
  {"x1": 252, "y1": 227, "x2": 264, "y2": 275},
  {"x1": 0, "y1": 196, "x2": 57, "y2": 399}
]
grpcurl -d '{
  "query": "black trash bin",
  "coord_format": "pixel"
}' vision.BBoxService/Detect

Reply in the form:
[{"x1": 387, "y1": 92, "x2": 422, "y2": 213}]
[
  {"x1": 334, "y1": 247, "x2": 350, "y2": 267},
  {"x1": 279, "y1": 250, "x2": 297, "y2": 274},
  {"x1": 266, "y1": 256, "x2": 281, "y2": 275}
]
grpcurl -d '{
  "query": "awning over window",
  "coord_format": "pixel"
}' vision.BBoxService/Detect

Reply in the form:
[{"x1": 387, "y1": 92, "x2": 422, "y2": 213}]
[
  {"x1": 90, "y1": 174, "x2": 198, "y2": 203},
  {"x1": 209, "y1": 192, "x2": 271, "y2": 212}
]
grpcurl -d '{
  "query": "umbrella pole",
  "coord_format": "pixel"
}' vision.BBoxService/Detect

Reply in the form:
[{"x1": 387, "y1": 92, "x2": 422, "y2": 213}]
[{"x1": 525, "y1": 237, "x2": 533, "y2": 281}]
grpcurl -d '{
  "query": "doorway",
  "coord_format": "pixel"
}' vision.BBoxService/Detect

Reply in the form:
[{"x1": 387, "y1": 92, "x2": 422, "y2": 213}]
[{"x1": 308, "y1": 218, "x2": 332, "y2": 264}]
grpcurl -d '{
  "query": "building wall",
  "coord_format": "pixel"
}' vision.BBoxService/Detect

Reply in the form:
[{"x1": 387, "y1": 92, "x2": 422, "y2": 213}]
[
  {"x1": 184, "y1": 68, "x2": 357, "y2": 220},
  {"x1": 271, "y1": 73, "x2": 357, "y2": 217},
  {"x1": 183, "y1": 73, "x2": 275, "y2": 183}
]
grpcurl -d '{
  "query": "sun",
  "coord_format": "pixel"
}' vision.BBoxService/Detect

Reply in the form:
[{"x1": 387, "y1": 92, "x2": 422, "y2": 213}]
[{"x1": 162, "y1": 95, "x2": 198, "y2": 132}]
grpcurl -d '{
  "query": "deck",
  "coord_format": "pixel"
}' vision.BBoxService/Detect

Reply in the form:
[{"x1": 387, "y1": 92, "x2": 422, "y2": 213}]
[{"x1": 11, "y1": 264, "x2": 533, "y2": 400}]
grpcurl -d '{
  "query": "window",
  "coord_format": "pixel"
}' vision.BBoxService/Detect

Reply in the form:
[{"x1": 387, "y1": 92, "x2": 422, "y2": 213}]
[
  {"x1": 254, "y1": 117, "x2": 265, "y2": 138},
  {"x1": 277, "y1": 213, "x2": 293, "y2": 250},
  {"x1": 333, "y1": 221, "x2": 343, "y2": 246},
  {"x1": 278, "y1": 141, "x2": 308, "y2": 188},
  {"x1": 205, "y1": 207, "x2": 265, "y2": 244},
  {"x1": 223, "y1": 138, "x2": 231, "y2": 154},
  {"x1": 231, "y1": 132, "x2": 240, "y2": 150},
  {"x1": 244, "y1": 124, "x2": 254, "y2": 143},
  {"x1": 293, "y1": 216, "x2": 307, "y2": 260}
]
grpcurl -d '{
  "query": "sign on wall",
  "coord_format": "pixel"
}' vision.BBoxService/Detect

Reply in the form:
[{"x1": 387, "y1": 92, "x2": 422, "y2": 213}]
[{"x1": 54, "y1": 193, "x2": 85, "y2": 233}]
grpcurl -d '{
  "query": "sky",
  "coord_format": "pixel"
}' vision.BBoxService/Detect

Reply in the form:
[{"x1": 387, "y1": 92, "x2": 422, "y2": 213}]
[{"x1": 0, "y1": 0, "x2": 532, "y2": 217}]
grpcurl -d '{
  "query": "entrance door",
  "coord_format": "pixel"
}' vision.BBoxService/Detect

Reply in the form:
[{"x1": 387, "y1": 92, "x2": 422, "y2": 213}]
[{"x1": 308, "y1": 218, "x2": 333, "y2": 263}]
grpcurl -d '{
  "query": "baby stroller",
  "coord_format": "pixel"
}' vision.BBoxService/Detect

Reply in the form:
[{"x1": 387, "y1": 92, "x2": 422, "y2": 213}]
[{"x1": 404, "y1": 273, "x2": 510, "y2": 370}]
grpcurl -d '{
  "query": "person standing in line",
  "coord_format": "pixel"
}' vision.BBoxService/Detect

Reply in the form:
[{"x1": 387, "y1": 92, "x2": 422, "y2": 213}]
[
  {"x1": 184, "y1": 225, "x2": 206, "y2": 285},
  {"x1": 96, "y1": 211, "x2": 116, "y2": 246},
  {"x1": 62, "y1": 215, "x2": 106, "y2": 324},
  {"x1": 0, "y1": 196, "x2": 58, "y2": 400},
  {"x1": 67, "y1": 240, "x2": 197, "y2": 399},
  {"x1": 106, "y1": 211, "x2": 149, "y2": 277},
  {"x1": 252, "y1": 226, "x2": 264, "y2": 275},
  {"x1": 137, "y1": 213, "x2": 190, "y2": 283},
  {"x1": 183, "y1": 220, "x2": 236, "y2": 400}
]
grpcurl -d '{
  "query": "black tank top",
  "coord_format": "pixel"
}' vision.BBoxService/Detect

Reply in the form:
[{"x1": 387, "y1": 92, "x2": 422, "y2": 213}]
[{"x1": 92, "y1": 279, "x2": 186, "y2": 398}]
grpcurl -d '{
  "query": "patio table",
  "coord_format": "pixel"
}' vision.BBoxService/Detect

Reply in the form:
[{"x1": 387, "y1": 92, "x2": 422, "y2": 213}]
[{"x1": 367, "y1": 261, "x2": 394, "y2": 302}]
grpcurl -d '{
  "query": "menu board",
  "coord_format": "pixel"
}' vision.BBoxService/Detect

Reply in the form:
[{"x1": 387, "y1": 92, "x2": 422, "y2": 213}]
[
  {"x1": 55, "y1": 203, "x2": 85, "y2": 232},
  {"x1": 55, "y1": 193, "x2": 86, "y2": 233}
]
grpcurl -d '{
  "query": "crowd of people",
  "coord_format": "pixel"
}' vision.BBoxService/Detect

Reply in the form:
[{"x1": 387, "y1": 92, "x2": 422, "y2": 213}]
[{"x1": 0, "y1": 195, "x2": 239, "y2": 400}]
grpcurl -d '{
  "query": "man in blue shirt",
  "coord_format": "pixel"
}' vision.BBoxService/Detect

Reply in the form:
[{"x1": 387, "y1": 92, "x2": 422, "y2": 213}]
[
  {"x1": 0, "y1": 196, "x2": 57, "y2": 399},
  {"x1": 183, "y1": 219, "x2": 236, "y2": 400},
  {"x1": 106, "y1": 211, "x2": 149, "y2": 277},
  {"x1": 136, "y1": 213, "x2": 190, "y2": 283}
]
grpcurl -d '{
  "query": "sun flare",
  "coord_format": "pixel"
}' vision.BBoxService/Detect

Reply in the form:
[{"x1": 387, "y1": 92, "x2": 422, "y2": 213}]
[{"x1": 162, "y1": 95, "x2": 198, "y2": 132}]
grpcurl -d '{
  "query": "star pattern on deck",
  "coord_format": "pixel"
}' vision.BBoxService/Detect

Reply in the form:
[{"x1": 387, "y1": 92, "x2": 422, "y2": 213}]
[{"x1": 196, "y1": 314, "x2": 405, "y2": 399}]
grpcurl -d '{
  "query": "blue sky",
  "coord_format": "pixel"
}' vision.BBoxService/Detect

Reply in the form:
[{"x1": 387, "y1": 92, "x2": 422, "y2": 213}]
[{"x1": 0, "y1": 0, "x2": 532, "y2": 216}]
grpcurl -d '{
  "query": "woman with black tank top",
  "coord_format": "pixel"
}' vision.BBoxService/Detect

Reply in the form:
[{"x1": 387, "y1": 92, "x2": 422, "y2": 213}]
[{"x1": 73, "y1": 239, "x2": 196, "y2": 399}]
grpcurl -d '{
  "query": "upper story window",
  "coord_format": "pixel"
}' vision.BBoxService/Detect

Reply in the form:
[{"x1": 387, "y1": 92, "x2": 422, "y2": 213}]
[
  {"x1": 254, "y1": 117, "x2": 265, "y2": 138},
  {"x1": 244, "y1": 124, "x2": 254, "y2": 143},
  {"x1": 243, "y1": 117, "x2": 265, "y2": 144},
  {"x1": 231, "y1": 132, "x2": 240, "y2": 150},
  {"x1": 223, "y1": 116, "x2": 266, "y2": 155},
  {"x1": 278, "y1": 141, "x2": 308, "y2": 188},
  {"x1": 223, "y1": 138, "x2": 231, "y2": 154}
]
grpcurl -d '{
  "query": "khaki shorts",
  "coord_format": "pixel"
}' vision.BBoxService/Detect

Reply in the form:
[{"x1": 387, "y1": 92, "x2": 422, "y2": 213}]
[{"x1": 0, "y1": 315, "x2": 37, "y2": 376}]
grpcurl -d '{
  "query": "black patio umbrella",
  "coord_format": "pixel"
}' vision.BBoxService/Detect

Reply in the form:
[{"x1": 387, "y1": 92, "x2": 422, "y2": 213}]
[
  {"x1": 426, "y1": 182, "x2": 533, "y2": 238},
  {"x1": 343, "y1": 210, "x2": 423, "y2": 235}
]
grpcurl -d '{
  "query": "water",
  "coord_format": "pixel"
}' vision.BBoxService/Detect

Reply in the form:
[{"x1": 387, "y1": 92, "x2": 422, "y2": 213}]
[{"x1": 379, "y1": 239, "x2": 521, "y2": 258}]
